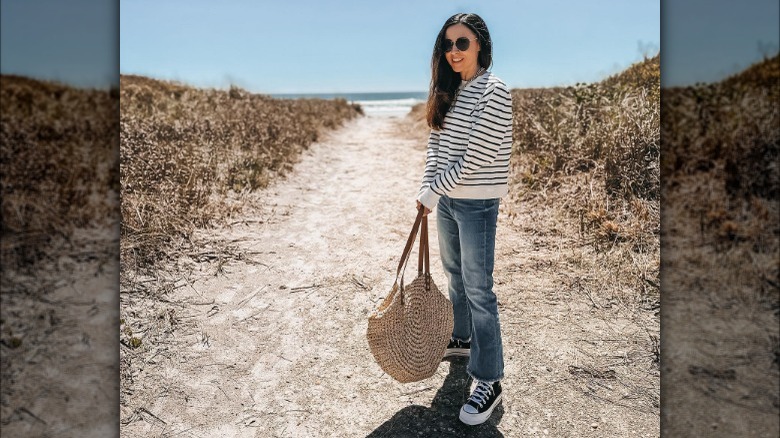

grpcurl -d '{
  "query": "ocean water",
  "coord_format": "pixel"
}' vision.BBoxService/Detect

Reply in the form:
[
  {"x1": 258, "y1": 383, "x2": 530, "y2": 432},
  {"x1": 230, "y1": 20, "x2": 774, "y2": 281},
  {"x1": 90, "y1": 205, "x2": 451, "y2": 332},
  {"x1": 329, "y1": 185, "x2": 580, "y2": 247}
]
[{"x1": 271, "y1": 91, "x2": 427, "y2": 116}]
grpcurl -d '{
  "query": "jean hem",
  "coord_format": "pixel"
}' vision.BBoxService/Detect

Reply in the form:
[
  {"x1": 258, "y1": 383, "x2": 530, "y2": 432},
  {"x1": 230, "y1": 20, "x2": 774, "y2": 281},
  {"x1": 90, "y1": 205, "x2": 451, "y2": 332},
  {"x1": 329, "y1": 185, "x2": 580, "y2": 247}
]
[{"x1": 466, "y1": 368, "x2": 504, "y2": 384}]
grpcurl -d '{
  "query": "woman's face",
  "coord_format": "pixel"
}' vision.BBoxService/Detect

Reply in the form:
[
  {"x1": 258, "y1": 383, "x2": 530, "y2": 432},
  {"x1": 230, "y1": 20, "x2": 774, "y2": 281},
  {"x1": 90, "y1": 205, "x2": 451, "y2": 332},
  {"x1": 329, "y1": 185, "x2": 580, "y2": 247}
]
[{"x1": 443, "y1": 24, "x2": 481, "y2": 79}]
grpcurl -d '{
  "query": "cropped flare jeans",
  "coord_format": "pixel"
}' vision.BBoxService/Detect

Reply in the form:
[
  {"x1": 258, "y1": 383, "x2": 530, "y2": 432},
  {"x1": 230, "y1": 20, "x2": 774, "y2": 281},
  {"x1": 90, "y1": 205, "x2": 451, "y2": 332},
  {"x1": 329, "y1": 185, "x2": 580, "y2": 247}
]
[{"x1": 437, "y1": 196, "x2": 504, "y2": 383}]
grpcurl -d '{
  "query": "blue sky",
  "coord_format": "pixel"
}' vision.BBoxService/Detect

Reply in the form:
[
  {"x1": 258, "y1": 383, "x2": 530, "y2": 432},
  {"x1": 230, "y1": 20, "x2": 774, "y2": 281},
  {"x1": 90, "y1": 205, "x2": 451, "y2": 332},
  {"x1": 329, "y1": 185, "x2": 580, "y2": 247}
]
[
  {"x1": 2, "y1": 1, "x2": 777, "y2": 92},
  {"x1": 117, "y1": 0, "x2": 661, "y2": 93}
]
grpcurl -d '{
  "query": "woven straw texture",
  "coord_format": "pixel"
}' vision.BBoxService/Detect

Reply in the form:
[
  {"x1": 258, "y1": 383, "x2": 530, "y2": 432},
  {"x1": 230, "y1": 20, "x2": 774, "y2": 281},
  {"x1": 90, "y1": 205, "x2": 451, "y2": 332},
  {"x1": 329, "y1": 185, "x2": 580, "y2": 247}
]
[
  {"x1": 367, "y1": 275, "x2": 453, "y2": 383},
  {"x1": 366, "y1": 211, "x2": 454, "y2": 383}
]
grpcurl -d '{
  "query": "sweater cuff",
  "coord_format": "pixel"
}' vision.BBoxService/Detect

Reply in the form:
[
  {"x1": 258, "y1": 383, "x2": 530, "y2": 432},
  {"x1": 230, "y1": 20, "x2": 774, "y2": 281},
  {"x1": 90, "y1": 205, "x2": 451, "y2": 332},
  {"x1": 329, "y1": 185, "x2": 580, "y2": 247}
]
[{"x1": 418, "y1": 186, "x2": 441, "y2": 210}]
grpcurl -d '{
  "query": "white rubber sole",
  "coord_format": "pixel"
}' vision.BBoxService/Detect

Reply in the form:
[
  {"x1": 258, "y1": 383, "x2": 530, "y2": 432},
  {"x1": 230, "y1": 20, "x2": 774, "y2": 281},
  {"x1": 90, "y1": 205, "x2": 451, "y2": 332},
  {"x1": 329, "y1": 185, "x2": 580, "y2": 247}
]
[{"x1": 459, "y1": 393, "x2": 503, "y2": 426}]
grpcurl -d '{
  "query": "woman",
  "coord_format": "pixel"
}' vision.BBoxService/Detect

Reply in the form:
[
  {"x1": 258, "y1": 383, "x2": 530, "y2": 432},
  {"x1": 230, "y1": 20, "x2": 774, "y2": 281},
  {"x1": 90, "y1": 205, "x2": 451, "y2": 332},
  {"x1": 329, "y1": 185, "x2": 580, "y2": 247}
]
[{"x1": 416, "y1": 13, "x2": 513, "y2": 426}]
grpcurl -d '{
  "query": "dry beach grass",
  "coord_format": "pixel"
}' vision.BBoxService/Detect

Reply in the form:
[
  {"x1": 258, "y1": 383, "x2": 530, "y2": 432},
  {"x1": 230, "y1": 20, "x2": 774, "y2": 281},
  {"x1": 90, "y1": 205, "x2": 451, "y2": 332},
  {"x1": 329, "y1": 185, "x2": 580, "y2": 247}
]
[{"x1": 119, "y1": 75, "x2": 363, "y2": 273}]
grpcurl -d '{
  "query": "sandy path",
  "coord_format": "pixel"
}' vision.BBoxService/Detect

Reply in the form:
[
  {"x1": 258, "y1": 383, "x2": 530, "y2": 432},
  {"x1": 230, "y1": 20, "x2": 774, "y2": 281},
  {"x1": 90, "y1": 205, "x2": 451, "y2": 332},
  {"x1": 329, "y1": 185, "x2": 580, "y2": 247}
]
[{"x1": 122, "y1": 113, "x2": 659, "y2": 437}]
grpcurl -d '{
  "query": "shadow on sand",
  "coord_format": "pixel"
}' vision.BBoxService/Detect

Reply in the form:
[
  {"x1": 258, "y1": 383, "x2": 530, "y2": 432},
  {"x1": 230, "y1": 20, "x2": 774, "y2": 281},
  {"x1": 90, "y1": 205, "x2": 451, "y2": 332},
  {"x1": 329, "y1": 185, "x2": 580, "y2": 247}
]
[{"x1": 366, "y1": 358, "x2": 504, "y2": 437}]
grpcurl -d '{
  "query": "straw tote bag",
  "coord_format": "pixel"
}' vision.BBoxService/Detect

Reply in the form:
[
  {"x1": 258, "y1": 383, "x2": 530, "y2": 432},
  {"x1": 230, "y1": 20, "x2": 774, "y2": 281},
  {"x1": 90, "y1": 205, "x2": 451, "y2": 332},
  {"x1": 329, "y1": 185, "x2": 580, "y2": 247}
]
[{"x1": 366, "y1": 208, "x2": 454, "y2": 383}]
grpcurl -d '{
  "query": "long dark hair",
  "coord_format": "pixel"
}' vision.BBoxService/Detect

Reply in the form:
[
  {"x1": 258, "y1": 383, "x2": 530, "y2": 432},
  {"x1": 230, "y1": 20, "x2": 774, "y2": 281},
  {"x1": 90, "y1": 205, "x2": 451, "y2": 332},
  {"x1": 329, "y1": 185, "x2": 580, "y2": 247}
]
[{"x1": 426, "y1": 13, "x2": 493, "y2": 130}]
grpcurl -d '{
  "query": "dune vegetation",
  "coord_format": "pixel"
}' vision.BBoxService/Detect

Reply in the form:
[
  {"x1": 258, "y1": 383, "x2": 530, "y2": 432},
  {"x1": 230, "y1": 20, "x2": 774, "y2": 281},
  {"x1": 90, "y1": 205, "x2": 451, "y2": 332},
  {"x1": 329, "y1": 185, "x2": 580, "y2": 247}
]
[
  {"x1": 509, "y1": 54, "x2": 660, "y2": 250},
  {"x1": 119, "y1": 75, "x2": 363, "y2": 284}
]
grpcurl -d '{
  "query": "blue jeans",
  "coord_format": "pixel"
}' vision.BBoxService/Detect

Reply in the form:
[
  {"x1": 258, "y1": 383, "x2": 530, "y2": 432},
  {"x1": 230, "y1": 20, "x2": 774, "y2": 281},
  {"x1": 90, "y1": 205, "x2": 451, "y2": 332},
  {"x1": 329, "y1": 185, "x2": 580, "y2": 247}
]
[{"x1": 436, "y1": 196, "x2": 504, "y2": 383}]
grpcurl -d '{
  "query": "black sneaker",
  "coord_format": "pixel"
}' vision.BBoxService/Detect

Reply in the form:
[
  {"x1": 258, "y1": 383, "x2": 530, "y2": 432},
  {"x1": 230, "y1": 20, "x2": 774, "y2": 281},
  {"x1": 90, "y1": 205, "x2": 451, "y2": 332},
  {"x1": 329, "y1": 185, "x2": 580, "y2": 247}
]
[
  {"x1": 444, "y1": 337, "x2": 470, "y2": 358},
  {"x1": 459, "y1": 380, "x2": 503, "y2": 426}
]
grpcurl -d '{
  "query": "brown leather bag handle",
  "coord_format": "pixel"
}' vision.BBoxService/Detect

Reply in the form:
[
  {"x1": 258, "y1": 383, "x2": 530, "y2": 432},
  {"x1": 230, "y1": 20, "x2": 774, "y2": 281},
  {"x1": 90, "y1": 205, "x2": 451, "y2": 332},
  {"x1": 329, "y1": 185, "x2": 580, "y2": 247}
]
[
  {"x1": 397, "y1": 211, "x2": 432, "y2": 288},
  {"x1": 424, "y1": 216, "x2": 430, "y2": 274},
  {"x1": 395, "y1": 208, "x2": 425, "y2": 285},
  {"x1": 418, "y1": 215, "x2": 430, "y2": 276}
]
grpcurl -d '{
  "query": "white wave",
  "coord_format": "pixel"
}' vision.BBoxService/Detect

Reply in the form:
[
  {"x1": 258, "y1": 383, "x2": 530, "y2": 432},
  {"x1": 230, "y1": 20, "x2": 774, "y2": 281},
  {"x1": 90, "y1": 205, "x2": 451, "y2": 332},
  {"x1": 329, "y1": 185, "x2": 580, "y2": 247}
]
[
  {"x1": 352, "y1": 98, "x2": 425, "y2": 114},
  {"x1": 352, "y1": 98, "x2": 423, "y2": 106}
]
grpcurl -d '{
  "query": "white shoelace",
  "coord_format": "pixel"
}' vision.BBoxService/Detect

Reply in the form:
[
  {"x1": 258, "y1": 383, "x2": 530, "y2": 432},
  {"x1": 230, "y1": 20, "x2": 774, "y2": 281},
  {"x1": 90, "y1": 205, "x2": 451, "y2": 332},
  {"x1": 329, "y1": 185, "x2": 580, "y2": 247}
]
[{"x1": 468, "y1": 381, "x2": 493, "y2": 408}]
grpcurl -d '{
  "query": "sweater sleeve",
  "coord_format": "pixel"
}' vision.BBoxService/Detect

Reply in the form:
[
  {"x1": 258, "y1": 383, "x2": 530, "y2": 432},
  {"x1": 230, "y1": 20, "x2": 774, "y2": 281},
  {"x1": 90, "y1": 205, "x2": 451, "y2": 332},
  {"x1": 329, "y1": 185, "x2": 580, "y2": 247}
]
[
  {"x1": 417, "y1": 83, "x2": 513, "y2": 209},
  {"x1": 417, "y1": 130, "x2": 440, "y2": 198}
]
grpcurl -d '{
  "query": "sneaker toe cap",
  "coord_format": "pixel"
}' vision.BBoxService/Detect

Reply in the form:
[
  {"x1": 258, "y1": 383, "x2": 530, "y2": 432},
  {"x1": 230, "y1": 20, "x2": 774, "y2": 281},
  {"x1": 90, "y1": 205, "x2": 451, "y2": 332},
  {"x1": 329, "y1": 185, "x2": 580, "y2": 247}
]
[{"x1": 462, "y1": 404, "x2": 479, "y2": 414}]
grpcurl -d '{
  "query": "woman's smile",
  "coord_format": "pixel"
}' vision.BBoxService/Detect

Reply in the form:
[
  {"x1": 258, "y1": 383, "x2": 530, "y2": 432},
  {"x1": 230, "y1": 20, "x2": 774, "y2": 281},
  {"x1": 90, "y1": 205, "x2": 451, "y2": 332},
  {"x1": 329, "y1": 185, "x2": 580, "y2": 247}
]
[{"x1": 448, "y1": 53, "x2": 467, "y2": 70}]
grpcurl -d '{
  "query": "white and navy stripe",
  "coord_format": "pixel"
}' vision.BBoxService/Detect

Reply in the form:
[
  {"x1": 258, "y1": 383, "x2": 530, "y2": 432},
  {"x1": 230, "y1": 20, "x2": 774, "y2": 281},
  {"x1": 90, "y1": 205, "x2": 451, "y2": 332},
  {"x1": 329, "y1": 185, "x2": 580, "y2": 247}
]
[{"x1": 418, "y1": 71, "x2": 513, "y2": 209}]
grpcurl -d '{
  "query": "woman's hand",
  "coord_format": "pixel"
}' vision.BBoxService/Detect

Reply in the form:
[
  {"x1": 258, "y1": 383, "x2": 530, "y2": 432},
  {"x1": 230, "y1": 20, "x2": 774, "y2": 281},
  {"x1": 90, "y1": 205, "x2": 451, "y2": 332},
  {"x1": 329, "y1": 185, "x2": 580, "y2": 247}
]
[{"x1": 416, "y1": 200, "x2": 432, "y2": 216}]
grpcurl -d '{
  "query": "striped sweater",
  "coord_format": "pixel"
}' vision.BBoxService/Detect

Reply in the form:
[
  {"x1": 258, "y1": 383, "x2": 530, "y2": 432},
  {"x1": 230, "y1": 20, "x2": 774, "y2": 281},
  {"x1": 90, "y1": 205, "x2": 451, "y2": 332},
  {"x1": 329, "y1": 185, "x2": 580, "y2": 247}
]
[{"x1": 417, "y1": 71, "x2": 513, "y2": 210}]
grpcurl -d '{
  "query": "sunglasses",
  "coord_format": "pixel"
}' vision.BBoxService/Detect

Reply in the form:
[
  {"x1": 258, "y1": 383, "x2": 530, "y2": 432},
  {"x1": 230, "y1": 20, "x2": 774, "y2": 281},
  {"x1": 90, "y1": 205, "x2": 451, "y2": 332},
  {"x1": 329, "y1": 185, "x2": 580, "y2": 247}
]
[{"x1": 442, "y1": 37, "x2": 477, "y2": 53}]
